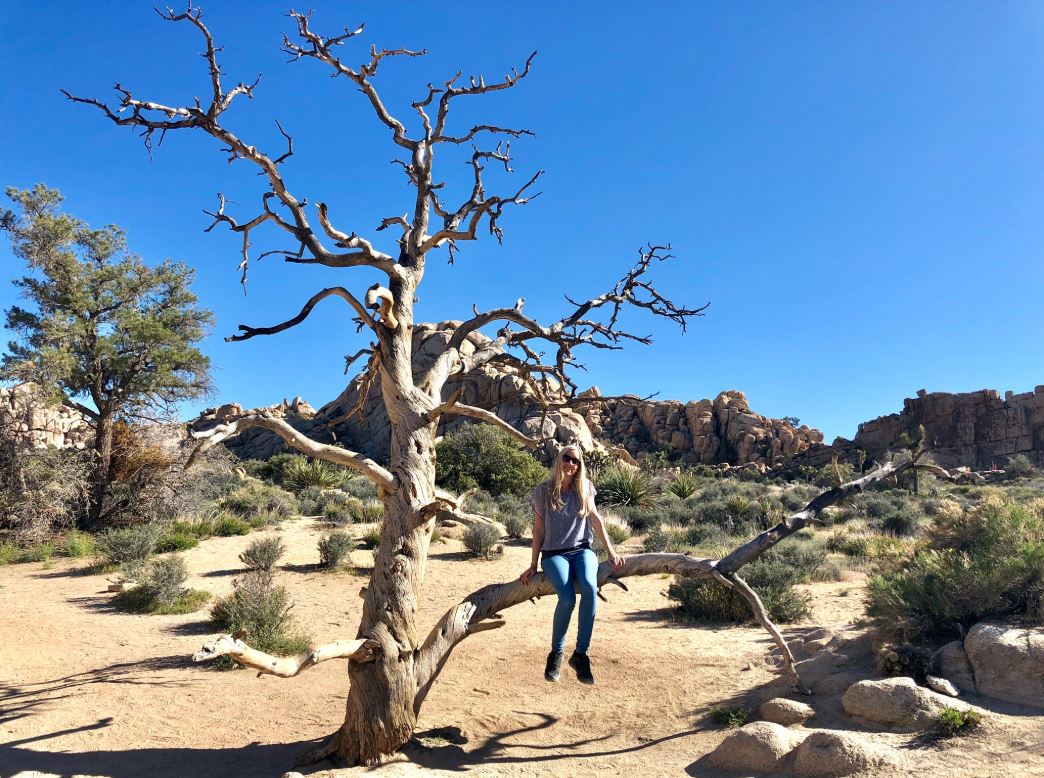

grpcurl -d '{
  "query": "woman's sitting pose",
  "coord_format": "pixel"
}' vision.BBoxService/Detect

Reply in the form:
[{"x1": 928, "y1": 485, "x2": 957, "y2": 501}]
[{"x1": 521, "y1": 445, "x2": 624, "y2": 684}]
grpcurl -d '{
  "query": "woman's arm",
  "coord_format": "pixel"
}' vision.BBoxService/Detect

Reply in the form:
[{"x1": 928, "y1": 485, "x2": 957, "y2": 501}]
[
  {"x1": 589, "y1": 508, "x2": 624, "y2": 569},
  {"x1": 520, "y1": 509, "x2": 544, "y2": 585}
]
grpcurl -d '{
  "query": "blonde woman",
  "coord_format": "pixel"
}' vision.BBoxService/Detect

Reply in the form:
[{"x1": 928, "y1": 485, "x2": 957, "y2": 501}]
[{"x1": 521, "y1": 445, "x2": 624, "y2": 683}]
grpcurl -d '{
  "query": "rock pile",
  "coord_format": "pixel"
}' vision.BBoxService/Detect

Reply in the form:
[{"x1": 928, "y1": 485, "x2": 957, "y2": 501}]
[{"x1": 0, "y1": 383, "x2": 92, "y2": 449}]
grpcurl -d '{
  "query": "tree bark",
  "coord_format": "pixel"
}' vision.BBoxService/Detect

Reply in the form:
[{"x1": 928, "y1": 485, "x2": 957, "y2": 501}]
[{"x1": 85, "y1": 409, "x2": 114, "y2": 530}]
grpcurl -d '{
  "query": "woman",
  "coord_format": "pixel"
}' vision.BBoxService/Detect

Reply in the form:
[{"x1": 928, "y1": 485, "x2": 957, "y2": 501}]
[{"x1": 521, "y1": 445, "x2": 624, "y2": 684}]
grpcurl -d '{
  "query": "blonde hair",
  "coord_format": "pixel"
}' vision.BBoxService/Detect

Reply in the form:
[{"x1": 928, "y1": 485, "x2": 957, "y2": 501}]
[{"x1": 544, "y1": 445, "x2": 595, "y2": 517}]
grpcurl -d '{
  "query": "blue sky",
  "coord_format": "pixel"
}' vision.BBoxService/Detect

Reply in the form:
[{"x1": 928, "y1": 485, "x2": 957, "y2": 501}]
[{"x1": 2, "y1": 2, "x2": 1043, "y2": 442}]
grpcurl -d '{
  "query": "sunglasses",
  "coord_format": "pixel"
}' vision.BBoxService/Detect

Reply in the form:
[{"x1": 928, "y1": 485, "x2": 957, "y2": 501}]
[{"x1": 562, "y1": 454, "x2": 582, "y2": 466}]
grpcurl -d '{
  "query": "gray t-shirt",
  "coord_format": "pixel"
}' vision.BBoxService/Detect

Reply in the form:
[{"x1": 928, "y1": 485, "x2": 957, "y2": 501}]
[{"x1": 531, "y1": 479, "x2": 597, "y2": 552}]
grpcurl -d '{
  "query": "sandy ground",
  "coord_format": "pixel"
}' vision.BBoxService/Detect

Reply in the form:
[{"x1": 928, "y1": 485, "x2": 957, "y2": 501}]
[{"x1": 1, "y1": 518, "x2": 1043, "y2": 778}]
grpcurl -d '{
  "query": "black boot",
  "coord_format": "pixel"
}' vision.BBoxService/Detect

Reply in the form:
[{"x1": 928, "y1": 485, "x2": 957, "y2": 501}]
[
  {"x1": 544, "y1": 650, "x2": 564, "y2": 682},
  {"x1": 568, "y1": 651, "x2": 594, "y2": 684}
]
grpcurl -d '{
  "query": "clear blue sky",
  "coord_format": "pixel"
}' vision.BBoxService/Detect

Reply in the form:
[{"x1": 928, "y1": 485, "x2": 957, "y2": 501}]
[{"x1": 2, "y1": 2, "x2": 1043, "y2": 442}]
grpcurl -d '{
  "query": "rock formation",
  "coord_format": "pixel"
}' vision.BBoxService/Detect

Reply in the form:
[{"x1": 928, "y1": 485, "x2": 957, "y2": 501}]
[
  {"x1": 0, "y1": 383, "x2": 93, "y2": 449},
  {"x1": 218, "y1": 322, "x2": 822, "y2": 466}
]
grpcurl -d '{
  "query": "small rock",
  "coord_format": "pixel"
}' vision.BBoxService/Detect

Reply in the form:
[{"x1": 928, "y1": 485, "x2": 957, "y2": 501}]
[
  {"x1": 841, "y1": 676, "x2": 976, "y2": 731},
  {"x1": 792, "y1": 730, "x2": 907, "y2": 776},
  {"x1": 704, "y1": 721, "x2": 807, "y2": 773},
  {"x1": 925, "y1": 675, "x2": 960, "y2": 698},
  {"x1": 759, "y1": 697, "x2": 815, "y2": 727}
]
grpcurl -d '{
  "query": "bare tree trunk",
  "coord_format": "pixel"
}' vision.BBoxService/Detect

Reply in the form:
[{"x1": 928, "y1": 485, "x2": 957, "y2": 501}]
[{"x1": 85, "y1": 409, "x2": 114, "y2": 530}]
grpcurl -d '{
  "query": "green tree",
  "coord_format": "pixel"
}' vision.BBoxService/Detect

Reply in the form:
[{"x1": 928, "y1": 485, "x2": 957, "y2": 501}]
[{"x1": 1, "y1": 184, "x2": 214, "y2": 529}]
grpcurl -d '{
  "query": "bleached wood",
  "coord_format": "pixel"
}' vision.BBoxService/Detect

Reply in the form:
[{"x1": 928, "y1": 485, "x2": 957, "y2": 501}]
[{"x1": 192, "y1": 636, "x2": 377, "y2": 677}]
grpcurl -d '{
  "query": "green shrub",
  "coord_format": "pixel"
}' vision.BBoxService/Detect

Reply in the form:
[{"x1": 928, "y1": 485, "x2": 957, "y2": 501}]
[
  {"x1": 20, "y1": 542, "x2": 54, "y2": 563},
  {"x1": 342, "y1": 478, "x2": 379, "y2": 500},
  {"x1": 155, "y1": 531, "x2": 199, "y2": 553},
  {"x1": 318, "y1": 531, "x2": 354, "y2": 569},
  {"x1": 436, "y1": 424, "x2": 545, "y2": 496},
  {"x1": 355, "y1": 499, "x2": 385, "y2": 524},
  {"x1": 360, "y1": 526, "x2": 382, "y2": 549},
  {"x1": 682, "y1": 523, "x2": 729, "y2": 549},
  {"x1": 281, "y1": 458, "x2": 350, "y2": 491},
  {"x1": 0, "y1": 542, "x2": 19, "y2": 566},
  {"x1": 116, "y1": 555, "x2": 209, "y2": 614},
  {"x1": 710, "y1": 705, "x2": 751, "y2": 728},
  {"x1": 597, "y1": 466, "x2": 658, "y2": 510},
  {"x1": 240, "y1": 536, "x2": 286, "y2": 571},
  {"x1": 502, "y1": 512, "x2": 530, "y2": 539},
  {"x1": 462, "y1": 523, "x2": 503, "y2": 559},
  {"x1": 642, "y1": 527, "x2": 682, "y2": 553},
  {"x1": 934, "y1": 707, "x2": 983, "y2": 737},
  {"x1": 1004, "y1": 454, "x2": 1037, "y2": 481},
  {"x1": 171, "y1": 518, "x2": 216, "y2": 539},
  {"x1": 211, "y1": 571, "x2": 310, "y2": 659},
  {"x1": 98, "y1": 525, "x2": 159, "y2": 577},
  {"x1": 867, "y1": 495, "x2": 1044, "y2": 641},
  {"x1": 213, "y1": 514, "x2": 251, "y2": 537},
  {"x1": 667, "y1": 471, "x2": 700, "y2": 499},
  {"x1": 667, "y1": 544, "x2": 820, "y2": 624},
  {"x1": 65, "y1": 530, "x2": 96, "y2": 558},
  {"x1": 604, "y1": 516, "x2": 631, "y2": 545},
  {"x1": 219, "y1": 481, "x2": 298, "y2": 521}
]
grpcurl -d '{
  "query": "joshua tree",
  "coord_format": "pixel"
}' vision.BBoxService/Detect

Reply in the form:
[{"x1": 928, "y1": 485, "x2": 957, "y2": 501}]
[{"x1": 66, "y1": 7, "x2": 985, "y2": 766}]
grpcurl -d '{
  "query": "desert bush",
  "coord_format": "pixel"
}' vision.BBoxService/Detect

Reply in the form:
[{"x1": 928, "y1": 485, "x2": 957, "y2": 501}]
[
  {"x1": 103, "y1": 421, "x2": 178, "y2": 525},
  {"x1": 877, "y1": 504, "x2": 922, "y2": 537},
  {"x1": 98, "y1": 524, "x2": 159, "y2": 577},
  {"x1": 436, "y1": 424, "x2": 545, "y2": 496},
  {"x1": 1004, "y1": 454, "x2": 1037, "y2": 480},
  {"x1": 667, "y1": 544, "x2": 819, "y2": 623},
  {"x1": 462, "y1": 523, "x2": 503, "y2": 559},
  {"x1": 0, "y1": 542, "x2": 20, "y2": 566},
  {"x1": 240, "y1": 536, "x2": 286, "y2": 571},
  {"x1": 603, "y1": 513, "x2": 631, "y2": 544},
  {"x1": 318, "y1": 531, "x2": 354, "y2": 569},
  {"x1": 934, "y1": 707, "x2": 983, "y2": 737},
  {"x1": 116, "y1": 555, "x2": 209, "y2": 614},
  {"x1": 596, "y1": 466, "x2": 658, "y2": 510},
  {"x1": 360, "y1": 526, "x2": 382, "y2": 549},
  {"x1": 641, "y1": 526, "x2": 683, "y2": 553},
  {"x1": 502, "y1": 512, "x2": 530, "y2": 539},
  {"x1": 666, "y1": 471, "x2": 700, "y2": 499},
  {"x1": 212, "y1": 513, "x2": 251, "y2": 537},
  {"x1": 211, "y1": 571, "x2": 310, "y2": 658},
  {"x1": 710, "y1": 705, "x2": 751, "y2": 728},
  {"x1": 582, "y1": 448, "x2": 614, "y2": 479},
  {"x1": 281, "y1": 457, "x2": 350, "y2": 491},
  {"x1": 867, "y1": 496, "x2": 1044, "y2": 641},
  {"x1": 355, "y1": 499, "x2": 385, "y2": 524},
  {"x1": 171, "y1": 518, "x2": 215, "y2": 539},
  {"x1": 65, "y1": 530, "x2": 95, "y2": 558},
  {"x1": 219, "y1": 481, "x2": 297, "y2": 521},
  {"x1": 155, "y1": 531, "x2": 199, "y2": 553},
  {"x1": 682, "y1": 523, "x2": 730, "y2": 549},
  {"x1": 0, "y1": 439, "x2": 88, "y2": 542},
  {"x1": 342, "y1": 477, "x2": 379, "y2": 501},
  {"x1": 20, "y1": 542, "x2": 54, "y2": 563}
]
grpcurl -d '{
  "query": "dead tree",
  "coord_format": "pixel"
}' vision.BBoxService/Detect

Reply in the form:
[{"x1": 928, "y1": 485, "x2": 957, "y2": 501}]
[{"x1": 65, "y1": 7, "x2": 983, "y2": 766}]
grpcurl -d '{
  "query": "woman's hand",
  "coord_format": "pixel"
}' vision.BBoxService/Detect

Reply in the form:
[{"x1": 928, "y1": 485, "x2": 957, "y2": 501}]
[
  {"x1": 608, "y1": 550, "x2": 625, "y2": 570},
  {"x1": 520, "y1": 565, "x2": 538, "y2": 586}
]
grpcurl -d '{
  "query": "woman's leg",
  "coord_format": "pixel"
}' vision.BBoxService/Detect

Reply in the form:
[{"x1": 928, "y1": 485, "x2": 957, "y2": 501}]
[
  {"x1": 541, "y1": 554, "x2": 576, "y2": 653},
  {"x1": 571, "y1": 548, "x2": 599, "y2": 654}
]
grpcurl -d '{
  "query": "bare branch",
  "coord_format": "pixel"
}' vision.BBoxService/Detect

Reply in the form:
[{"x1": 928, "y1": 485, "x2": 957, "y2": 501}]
[
  {"x1": 193, "y1": 635, "x2": 379, "y2": 677},
  {"x1": 225, "y1": 287, "x2": 375, "y2": 342},
  {"x1": 438, "y1": 404, "x2": 539, "y2": 449},
  {"x1": 186, "y1": 404, "x2": 395, "y2": 491},
  {"x1": 432, "y1": 52, "x2": 537, "y2": 140}
]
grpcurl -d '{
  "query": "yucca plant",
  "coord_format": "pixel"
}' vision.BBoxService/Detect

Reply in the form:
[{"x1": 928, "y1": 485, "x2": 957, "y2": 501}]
[
  {"x1": 666, "y1": 470, "x2": 700, "y2": 499},
  {"x1": 596, "y1": 466, "x2": 658, "y2": 510},
  {"x1": 281, "y1": 458, "x2": 350, "y2": 491}
]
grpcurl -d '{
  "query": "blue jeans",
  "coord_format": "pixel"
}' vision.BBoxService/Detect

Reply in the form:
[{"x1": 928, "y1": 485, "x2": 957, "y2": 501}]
[{"x1": 541, "y1": 547, "x2": 598, "y2": 654}]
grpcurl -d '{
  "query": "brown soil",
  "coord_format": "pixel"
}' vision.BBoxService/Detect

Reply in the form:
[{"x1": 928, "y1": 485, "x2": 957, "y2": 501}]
[{"x1": 2, "y1": 518, "x2": 1042, "y2": 778}]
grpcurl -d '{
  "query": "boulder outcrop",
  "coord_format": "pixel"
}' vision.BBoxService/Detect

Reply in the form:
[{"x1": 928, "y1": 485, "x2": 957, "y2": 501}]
[
  {"x1": 220, "y1": 322, "x2": 822, "y2": 466},
  {"x1": 964, "y1": 623, "x2": 1044, "y2": 709},
  {"x1": 0, "y1": 383, "x2": 92, "y2": 450}
]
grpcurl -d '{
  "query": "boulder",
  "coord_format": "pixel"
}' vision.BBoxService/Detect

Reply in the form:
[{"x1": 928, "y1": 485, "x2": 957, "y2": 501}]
[
  {"x1": 933, "y1": 641, "x2": 977, "y2": 693},
  {"x1": 964, "y1": 623, "x2": 1044, "y2": 708},
  {"x1": 791, "y1": 730, "x2": 907, "y2": 776},
  {"x1": 758, "y1": 698, "x2": 815, "y2": 727},
  {"x1": 841, "y1": 676, "x2": 975, "y2": 730},
  {"x1": 703, "y1": 721, "x2": 806, "y2": 773}
]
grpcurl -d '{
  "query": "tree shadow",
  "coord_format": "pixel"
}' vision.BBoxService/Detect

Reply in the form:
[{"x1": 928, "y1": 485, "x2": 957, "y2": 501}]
[
  {"x1": 0, "y1": 739, "x2": 313, "y2": 778},
  {"x1": 200, "y1": 567, "x2": 242, "y2": 578},
  {"x1": 403, "y1": 713, "x2": 703, "y2": 772},
  {"x1": 1, "y1": 654, "x2": 195, "y2": 726}
]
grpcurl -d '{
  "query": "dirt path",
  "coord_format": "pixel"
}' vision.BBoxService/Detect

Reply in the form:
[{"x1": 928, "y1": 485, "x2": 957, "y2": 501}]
[{"x1": 1, "y1": 519, "x2": 1042, "y2": 777}]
